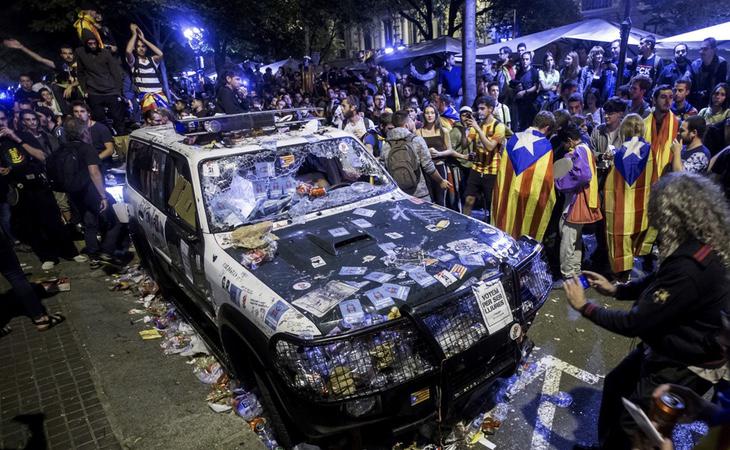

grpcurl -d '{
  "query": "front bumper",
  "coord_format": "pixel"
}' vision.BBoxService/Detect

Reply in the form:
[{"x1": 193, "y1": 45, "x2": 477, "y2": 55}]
[{"x1": 268, "y1": 240, "x2": 550, "y2": 439}]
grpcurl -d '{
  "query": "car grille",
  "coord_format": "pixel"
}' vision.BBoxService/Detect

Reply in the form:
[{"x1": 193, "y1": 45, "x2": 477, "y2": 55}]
[
  {"x1": 420, "y1": 274, "x2": 517, "y2": 359},
  {"x1": 272, "y1": 320, "x2": 437, "y2": 402},
  {"x1": 516, "y1": 250, "x2": 552, "y2": 314}
]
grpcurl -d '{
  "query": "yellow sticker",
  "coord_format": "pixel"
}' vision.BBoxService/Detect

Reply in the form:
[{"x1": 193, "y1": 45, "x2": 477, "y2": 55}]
[
  {"x1": 410, "y1": 387, "x2": 430, "y2": 406},
  {"x1": 436, "y1": 220, "x2": 450, "y2": 230},
  {"x1": 653, "y1": 289, "x2": 670, "y2": 304}
]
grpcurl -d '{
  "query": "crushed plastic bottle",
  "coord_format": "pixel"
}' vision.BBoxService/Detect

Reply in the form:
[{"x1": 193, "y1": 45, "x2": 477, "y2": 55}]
[{"x1": 234, "y1": 391, "x2": 264, "y2": 421}]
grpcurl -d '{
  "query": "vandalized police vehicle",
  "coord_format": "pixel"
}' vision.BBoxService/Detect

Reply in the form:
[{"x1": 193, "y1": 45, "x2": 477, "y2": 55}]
[{"x1": 125, "y1": 111, "x2": 552, "y2": 445}]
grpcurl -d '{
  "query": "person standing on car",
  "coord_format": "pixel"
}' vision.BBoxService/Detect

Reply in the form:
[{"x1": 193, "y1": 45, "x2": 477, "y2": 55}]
[
  {"x1": 58, "y1": 117, "x2": 124, "y2": 268},
  {"x1": 564, "y1": 171, "x2": 730, "y2": 450},
  {"x1": 381, "y1": 110, "x2": 452, "y2": 201}
]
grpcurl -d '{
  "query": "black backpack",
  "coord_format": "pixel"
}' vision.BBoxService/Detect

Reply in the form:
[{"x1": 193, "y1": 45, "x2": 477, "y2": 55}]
[
  {"x1": 386, "y1": 134, "x2": 421, "y2": 195},
  {"x1": 45, "y1": 143, "x2": 88, "y2": 193}
]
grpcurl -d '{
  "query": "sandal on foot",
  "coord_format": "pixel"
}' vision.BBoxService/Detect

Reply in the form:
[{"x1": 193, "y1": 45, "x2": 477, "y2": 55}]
[{"x1": 34, "y1": 313, "x2": 66, "y2": 331}]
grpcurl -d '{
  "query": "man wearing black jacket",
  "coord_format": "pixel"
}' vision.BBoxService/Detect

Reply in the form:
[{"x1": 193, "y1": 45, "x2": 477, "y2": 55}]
[
  {"x1": 74, "y1": 31, "x2": 126, "y2": 134},
  {"x1": 215, "y1": 70, "x2": 249, "y2": 114}
]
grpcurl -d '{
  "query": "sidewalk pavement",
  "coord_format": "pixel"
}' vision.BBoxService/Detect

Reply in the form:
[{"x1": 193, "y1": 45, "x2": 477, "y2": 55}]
[{"x1": 0, "y1": 253, "x2": 261, "y2": 449}]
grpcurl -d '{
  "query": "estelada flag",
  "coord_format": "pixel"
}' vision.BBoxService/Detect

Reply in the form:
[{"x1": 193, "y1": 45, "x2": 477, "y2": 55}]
[
  {"x1": 604, "y1": 136, "x2": 655, "y2": 273},
  {"x1": 644, "y1": 112, "x2": 679, "y2": 182},
  {"x1": 491, "y1": 127, "x2": 555, "y2": 241},
  {"x1": 639, "y1": 112, "x2": 679, "y2": 252}
]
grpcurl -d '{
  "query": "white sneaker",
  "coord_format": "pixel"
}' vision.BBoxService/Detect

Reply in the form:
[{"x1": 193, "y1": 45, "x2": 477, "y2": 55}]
[
  {"x1": 73, "y1": 254, "x2": 89, "y2": 263},
  {"x1": 41, "y1": 261, "x2": 55, "y2": 270}
]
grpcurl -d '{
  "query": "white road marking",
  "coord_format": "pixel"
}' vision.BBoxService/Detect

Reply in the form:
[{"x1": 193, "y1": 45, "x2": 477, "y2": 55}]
[{"x1": 529, "y1": 356, "x2": 602, "y2": 449}]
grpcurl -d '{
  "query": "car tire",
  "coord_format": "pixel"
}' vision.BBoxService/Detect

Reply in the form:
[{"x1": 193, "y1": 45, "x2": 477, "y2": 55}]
[{"x1": 254, "y1": 369, "x2": 299, "y2": 449}]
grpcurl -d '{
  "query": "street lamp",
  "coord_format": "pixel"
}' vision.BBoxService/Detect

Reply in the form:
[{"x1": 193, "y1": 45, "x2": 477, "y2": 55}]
[
  {"x1": 183, "y1": 27, "x2": 205, "y2": 71},
  {"x1": 183, "y1": 27, "x2": 204, "y2": 52}
]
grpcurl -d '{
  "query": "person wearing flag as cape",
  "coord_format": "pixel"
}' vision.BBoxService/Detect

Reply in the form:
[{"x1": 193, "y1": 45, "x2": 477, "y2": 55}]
[
  {"x1": 604, "y1": 114, "x2": 655, "y2": 280},
  {"x1": 491, "y1": 111, "x2": 556, "y2": 241},
  {"x1": 639, "y1": 85, "x2": 680, "y2": 267},
  {"x1": 644, "y1": 85, "x2": 679, "y2": 182},
  {"x1": 554, "y1": 122, "x2": 602, "y2": 280}
]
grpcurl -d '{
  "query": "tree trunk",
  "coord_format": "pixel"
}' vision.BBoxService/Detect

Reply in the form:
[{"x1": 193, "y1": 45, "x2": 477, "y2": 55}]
[
  {"x1": 447, "y1": 0, "x2": 464, "y2": 36},
  {"x1": 462, "y1": 0, "x2": 476, "y2": 109}
]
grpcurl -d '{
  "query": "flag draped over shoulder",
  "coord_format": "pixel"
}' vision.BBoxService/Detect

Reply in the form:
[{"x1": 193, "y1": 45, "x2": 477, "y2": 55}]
[
  {"x1": 604, "y1": 136, "x2": 654, "y2": 273},
  {"x1": 639, "y1": 112, "x2": 679, "y2": 252},
  {"x1": 644, "y1": 112, "x2": 678, "y2": 182},
  {"x1": 491, "y1": 127, "x2": 555, "y2": 241}
]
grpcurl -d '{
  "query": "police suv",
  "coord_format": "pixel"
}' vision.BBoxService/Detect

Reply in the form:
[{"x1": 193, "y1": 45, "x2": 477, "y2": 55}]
[{"x1": 125, "y1": 111, "x2": 552, "y2": 446}]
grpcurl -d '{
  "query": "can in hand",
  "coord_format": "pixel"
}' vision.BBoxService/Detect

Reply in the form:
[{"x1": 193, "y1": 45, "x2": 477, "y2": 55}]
[{"x1": 651, "y1": 392, "x2": 685, "y2": 436}]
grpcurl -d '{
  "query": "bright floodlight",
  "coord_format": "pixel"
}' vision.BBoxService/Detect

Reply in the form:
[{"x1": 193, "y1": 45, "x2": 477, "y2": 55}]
[
  {"x1": 183, "y1": 28, "x2": 194, "y2": 40},
  {"x1": 384, "y1": 47, "x2": 394, "y2": 54}
]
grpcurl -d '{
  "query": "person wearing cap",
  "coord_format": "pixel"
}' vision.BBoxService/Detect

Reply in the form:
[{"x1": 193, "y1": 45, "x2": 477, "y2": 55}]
[
  {"x1": 565, "y1": 172, "x2": 730, "y2": 450},
  {"x1": 191, "y1": 93, "x2": 212, "y2": 118},
  {"x1": 74, "y1": 31, "x2": 125, "y2": 135}
]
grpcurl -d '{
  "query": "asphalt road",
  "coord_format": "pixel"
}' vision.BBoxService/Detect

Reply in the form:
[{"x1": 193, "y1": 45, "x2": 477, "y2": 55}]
[{"x1": 8, "y1": 250, "x2": 644, "y2": 450}]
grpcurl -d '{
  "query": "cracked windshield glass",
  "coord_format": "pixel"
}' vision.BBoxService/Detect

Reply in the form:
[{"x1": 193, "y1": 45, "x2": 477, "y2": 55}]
[{"x1": 200, "y1": 137, "x2": 395, "y2": 232}]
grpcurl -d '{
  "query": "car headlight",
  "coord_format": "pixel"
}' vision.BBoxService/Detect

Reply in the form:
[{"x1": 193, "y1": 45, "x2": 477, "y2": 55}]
[{"x1": 272, "y1": 319, "x2": 436, "y2": 401}]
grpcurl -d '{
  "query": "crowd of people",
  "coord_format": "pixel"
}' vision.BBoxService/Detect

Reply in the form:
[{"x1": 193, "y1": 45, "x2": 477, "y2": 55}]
[{"x1": 3, "y1": 4, "x2": 730, "y2": 448}]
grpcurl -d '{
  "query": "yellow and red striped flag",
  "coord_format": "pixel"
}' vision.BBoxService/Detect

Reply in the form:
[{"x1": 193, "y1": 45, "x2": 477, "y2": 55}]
[
  {"x1": 604, "y1": 136, "x2": 655, "y2": 273},
  {"x1": 491, "y1": 127, "x2": 555, "y2": 241}
]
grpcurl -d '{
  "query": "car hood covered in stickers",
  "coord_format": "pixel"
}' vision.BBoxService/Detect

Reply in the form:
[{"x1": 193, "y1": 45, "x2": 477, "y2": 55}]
[{"x1": 221, "y1": 198, "x2": 535, "y2": 336}]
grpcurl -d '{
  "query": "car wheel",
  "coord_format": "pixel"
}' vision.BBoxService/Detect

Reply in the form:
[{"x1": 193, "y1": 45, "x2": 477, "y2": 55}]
[{"x1": 254, "y1": 369, "x2": 299, "y2": 449}]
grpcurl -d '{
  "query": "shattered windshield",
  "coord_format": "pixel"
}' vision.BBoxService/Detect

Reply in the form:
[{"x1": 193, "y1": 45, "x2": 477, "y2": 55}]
[{"x1": 199, "y1": 137, "x2": 395, "y2": 232}]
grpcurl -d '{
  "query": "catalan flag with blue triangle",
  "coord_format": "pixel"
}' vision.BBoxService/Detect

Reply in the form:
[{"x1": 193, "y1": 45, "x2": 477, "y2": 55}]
[
  {"x1": 491, "y1": 127, "x2": 555, "y2": 241},
  {"x1": 604, "y1": 136, "x2": 655, "y2": 273}
]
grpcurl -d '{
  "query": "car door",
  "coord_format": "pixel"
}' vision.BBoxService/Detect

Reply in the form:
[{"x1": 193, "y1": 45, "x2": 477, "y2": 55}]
[
  {"x1": 127, "y1": 140, "x2": 173, "y2": 269},
  {"x1": 161, "y1": 150, "x2": 213, "y2": 318}
]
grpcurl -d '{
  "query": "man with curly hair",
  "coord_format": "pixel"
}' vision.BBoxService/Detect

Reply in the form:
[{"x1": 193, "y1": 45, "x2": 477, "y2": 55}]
[{"x1": 565, "y1": 172, "x2": 730, "y2": 449}]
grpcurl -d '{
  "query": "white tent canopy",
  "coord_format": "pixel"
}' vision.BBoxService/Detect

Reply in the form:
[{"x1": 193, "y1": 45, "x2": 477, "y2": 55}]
[
  {"x1": 377, "y1": 36, "x2": 462, "y2": 64},
  {"x1": 475, "y1": 19, "x2": 660, "y2": 56},
  {"x1": 657, "y1": 21, "x2": 730, "y2": 54},
  {"x1": 259, "y1": 58, "x2": 301, "y2": 74}
]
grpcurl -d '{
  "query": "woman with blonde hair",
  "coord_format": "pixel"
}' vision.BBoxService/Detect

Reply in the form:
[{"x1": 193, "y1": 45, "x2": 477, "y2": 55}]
[
  {"x1": 416, "y1": 104, "x2": 466, "y2": 210},
  {"x1": 603, "y1": 113, "x2": 655, "y2": 280},
  {"x1": 578, "y1": 46, "x2": 616, "y2": 103}
]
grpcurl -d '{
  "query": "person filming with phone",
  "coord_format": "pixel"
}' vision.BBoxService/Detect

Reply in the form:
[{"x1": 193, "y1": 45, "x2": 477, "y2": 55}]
[{"x1": 563, "y1": 172, "x2": 730, "y2": 449}]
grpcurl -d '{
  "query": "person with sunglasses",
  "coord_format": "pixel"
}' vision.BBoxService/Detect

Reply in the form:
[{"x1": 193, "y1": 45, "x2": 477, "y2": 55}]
[{"x1": 564, "y1": 172, "x2": 730, "y2": 449}]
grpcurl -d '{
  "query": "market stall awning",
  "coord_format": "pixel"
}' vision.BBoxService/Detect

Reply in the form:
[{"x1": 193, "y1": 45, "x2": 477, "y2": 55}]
[
  {"x1": 259, "y1": 58, "x2": 301, "y2": 74},
  {"x1": 657, "y1": 21, "x2": 730, "y2": 53},
  {"x1": 377, "y1": 36, "x2": 462, "y2": 64},
  {"x1": 475, "y1": 19, "x2": 660, "y2": 56}
]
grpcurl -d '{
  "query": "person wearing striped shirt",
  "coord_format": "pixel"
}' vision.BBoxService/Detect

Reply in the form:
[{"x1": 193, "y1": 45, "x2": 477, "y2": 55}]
[
  {"x1": 125, "y1": 23, "x2": 165, "y2": 111},
  {"x1": 463, "y1": 96, "x2": 505, "y2": 219}
]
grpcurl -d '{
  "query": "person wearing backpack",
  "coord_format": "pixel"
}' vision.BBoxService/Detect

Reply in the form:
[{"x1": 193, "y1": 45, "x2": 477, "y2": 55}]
[
  {"x1": 0, "y1": 109, "x2": 85, "y2": 271},
  {"x1": 380, "y1": 110, "x2": 451, "y2": 201},
  {"x1": 58, "y1": 117, "x2": 124, "y2": 268}
]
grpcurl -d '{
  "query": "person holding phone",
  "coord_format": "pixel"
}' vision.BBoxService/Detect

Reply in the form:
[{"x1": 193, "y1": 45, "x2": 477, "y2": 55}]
[{"x1": 564, "y1": 172, "x2": 730, "y2": 449}]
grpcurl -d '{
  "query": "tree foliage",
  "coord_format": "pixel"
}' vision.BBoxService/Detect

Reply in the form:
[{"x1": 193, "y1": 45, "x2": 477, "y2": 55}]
[{"x1": 637, "y1": 0, "x2": 730, "y2": 36}]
